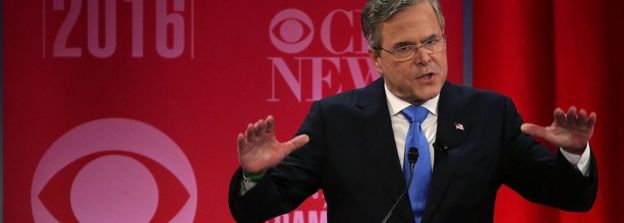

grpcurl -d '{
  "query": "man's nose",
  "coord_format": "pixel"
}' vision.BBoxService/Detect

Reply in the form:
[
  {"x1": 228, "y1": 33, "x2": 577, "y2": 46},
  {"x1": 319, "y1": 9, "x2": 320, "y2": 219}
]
[{"x1": 413, "y1": 48, "x2": 432, "y2": 66}]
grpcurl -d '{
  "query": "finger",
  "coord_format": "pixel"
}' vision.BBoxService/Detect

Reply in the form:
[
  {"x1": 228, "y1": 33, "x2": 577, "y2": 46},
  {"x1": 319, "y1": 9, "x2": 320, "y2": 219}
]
[
  {"x1": 254, "y1": 119, "x2": 266, "y2": 138},
  {"x1": 245, "y1": 123, "x2": 255, "y2": 142},
  {"x1": 521, "y1": 123, "x2": 548, "y2": 138},
  {"x1": 576, "y1": 109, "x2": 588, "y2": 127},
  {"x1": 586, "y1": 112, "x2": 597, "y2": 128},
  {"x1": 283, "y1": 134, "x2": 310, "y2": 153},
  {"x1": 237, "y1": 133, "x2": 247, "y2": 154},
  {"x1": 566, "y1": 106, "x2": 577, "y2": 127},
  {"x1": 554, "y1": 108, "x2": 566, "y2": 127},
  {"x1": 265, "y1": 115, "x2": 275, "y2": 134},
  {"x1": 522, "y1": 123, "x2": 563, "y2": 146}
]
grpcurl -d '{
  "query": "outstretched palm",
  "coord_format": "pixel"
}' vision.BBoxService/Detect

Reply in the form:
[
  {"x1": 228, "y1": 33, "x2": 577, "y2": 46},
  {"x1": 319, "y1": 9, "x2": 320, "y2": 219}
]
[
  {"x1": 521, "y1": 106, "x2": 597, "y2": 154},
  {"x1": 237, "y1": 115, "x2": 310, "y2": 174}
]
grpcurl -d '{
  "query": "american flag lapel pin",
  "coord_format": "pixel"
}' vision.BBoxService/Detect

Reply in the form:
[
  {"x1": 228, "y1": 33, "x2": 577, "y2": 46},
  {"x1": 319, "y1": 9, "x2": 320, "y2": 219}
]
[{"x1": 454, "y1": 122, "x2": 464, "y2": 131}]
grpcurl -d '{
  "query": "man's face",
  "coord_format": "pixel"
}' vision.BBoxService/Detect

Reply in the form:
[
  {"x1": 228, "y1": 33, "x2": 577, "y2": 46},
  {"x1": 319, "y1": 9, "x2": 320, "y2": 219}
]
[{"x1": 370, "y1": 3, "x2": 448, "y2": 104}]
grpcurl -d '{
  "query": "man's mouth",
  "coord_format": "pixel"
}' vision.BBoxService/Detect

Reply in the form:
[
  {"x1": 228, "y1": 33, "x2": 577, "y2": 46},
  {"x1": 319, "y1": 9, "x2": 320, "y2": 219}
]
[{"x1": 416, "y1": 72, "x2": 435, "y2": 79}]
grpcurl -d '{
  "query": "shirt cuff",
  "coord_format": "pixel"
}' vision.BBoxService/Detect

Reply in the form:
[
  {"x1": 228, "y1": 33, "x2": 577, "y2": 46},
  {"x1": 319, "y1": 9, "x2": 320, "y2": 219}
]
[
  {"x1": 240, "y1": 178, "x2": 258, "y2": 196},
  {"x1": 239, "y1": 170, "x2": 265, "y2": 196},
  {"x1": 559, "y1": 143, "x2": 591, "y2": 177}
]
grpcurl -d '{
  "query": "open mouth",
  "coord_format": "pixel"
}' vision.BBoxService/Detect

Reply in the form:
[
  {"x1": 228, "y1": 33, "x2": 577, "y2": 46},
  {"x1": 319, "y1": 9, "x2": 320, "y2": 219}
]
[{"x1": 416, "y1": 72, "x2": 435, "y2": 80}]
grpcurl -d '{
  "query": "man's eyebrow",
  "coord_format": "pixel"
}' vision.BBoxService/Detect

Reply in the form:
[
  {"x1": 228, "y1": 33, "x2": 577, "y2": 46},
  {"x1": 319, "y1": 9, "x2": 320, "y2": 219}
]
[
  {"x1": 391, "y1": 33, "x2": 442, "y2": 49},
  {"x1": 392, "y1": 41, "x2": 415, "y2": 49},
  {"x1": 421, "y1": 33, "x2": 441, "y2": 43}
]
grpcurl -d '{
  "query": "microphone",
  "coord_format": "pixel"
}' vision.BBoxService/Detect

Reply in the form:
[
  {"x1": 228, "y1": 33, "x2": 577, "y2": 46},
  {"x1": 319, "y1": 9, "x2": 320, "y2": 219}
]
[{"x1": 381, "y1": 147, "x2": 419, "y2": 223}]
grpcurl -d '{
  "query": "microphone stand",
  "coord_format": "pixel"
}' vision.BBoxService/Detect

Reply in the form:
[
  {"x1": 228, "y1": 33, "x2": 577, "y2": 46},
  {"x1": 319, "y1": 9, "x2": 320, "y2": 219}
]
[{"x1": 381, "y1": 147, "x2": 419, "y2": 223}]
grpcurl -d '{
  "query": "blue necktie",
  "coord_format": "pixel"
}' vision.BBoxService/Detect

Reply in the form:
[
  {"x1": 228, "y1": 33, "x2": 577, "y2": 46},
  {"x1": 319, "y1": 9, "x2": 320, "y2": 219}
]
[{"x1": 401, "y1": 105, "x2": 431, "y2": 223}]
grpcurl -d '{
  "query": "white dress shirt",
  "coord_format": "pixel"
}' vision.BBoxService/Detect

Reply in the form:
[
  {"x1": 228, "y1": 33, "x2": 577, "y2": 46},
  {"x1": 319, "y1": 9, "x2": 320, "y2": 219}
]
[{"x1": 385, "y1": 84, "x2": 438, "y2": 169}]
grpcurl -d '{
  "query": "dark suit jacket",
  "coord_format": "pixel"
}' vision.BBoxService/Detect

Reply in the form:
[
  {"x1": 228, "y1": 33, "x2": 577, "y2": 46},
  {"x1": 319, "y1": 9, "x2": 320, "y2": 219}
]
[{"x1": 229, "y1": 78, "x2": 598, "y2": 223}]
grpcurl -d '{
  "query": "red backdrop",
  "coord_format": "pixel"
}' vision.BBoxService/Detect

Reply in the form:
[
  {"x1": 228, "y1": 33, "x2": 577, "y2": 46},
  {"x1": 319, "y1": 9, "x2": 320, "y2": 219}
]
[
  {"x1": 3, "y1": 0, "x2": 461, "y2": 222},
  {"x1": 4, "y1": 0, "x2": 623, "y2": 222},
  {"x1": 474, "y1": 0, "x2": 624, "y2": 222}
]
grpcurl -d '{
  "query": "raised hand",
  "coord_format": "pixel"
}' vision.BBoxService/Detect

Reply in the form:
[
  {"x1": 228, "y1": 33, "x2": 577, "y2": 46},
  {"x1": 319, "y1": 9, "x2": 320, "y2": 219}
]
[
  {"x1": 236, "y1": 115, "x2": 310, "y2": 175},
  {"x1": 521, "y1": 106, "x2": 596, "y2": 155}
]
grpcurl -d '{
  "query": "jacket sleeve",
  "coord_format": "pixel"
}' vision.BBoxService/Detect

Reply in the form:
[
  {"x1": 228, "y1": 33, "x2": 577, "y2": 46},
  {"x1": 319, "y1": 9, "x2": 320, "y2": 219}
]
[{"x1": 499, "y1": 97, "x2": 598, "y2": 212}]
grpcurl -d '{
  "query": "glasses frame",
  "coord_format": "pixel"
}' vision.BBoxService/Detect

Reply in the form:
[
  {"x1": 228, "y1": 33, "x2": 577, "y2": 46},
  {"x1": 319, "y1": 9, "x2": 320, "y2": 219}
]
[{"x1": 378, "y1": 34, "x2": 447, "y2": 62}]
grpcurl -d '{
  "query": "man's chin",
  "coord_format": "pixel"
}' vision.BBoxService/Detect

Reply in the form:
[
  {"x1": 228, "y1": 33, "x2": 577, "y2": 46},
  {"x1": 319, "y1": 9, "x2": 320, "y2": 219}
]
[{"x1": 414, "y1": 87, "x2": 441, "y2": 102}]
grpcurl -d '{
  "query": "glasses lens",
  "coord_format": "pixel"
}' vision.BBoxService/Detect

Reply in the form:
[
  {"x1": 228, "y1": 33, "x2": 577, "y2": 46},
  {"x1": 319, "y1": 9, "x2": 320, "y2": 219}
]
[
  {"x1": 387, "y1": 37, "x2": 445, "y2": 61},
  {"x1": 424, "y1": 38, "x2": 444, "y2": 53},
  {"x1": 397, "y1": 49, "x2": 414, "y2": 60}
]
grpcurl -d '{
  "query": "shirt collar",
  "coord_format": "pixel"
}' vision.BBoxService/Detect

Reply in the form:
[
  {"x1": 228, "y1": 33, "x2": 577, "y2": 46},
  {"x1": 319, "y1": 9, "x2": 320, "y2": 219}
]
[{"x1": 384, "y1": 83, "x2": 440, "y2": 117}]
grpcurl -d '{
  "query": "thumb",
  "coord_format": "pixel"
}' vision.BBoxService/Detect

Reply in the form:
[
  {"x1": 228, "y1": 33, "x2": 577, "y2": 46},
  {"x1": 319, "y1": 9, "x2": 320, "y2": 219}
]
[
  {"x1": 521, "y1": 123, "x2": 547, "y2": 138},
  {"x1": 283, "y1": 134, "x2": 310, "y2": 153}
]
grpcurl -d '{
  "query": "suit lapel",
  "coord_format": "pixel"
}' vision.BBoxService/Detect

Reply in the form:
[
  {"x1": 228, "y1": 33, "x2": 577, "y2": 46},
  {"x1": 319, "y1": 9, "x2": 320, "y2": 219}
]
[
  {"x1": 354, "y1": 78, "x2": 414, "y2": 222},
  {"x1": 422, "y1": 82, "x2": 472, "y2": 222}
]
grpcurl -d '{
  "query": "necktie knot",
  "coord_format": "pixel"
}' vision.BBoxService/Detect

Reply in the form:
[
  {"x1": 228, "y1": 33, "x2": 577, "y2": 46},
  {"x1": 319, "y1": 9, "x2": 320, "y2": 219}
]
[{"x1": 401, "y1": 105, "x2": 428, "y2": 124}]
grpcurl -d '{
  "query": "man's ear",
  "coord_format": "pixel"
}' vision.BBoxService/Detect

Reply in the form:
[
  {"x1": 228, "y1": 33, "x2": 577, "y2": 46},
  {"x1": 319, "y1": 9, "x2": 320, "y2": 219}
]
[{"x1": 369, "y1": 49, "x2": 383, "y2": 75}]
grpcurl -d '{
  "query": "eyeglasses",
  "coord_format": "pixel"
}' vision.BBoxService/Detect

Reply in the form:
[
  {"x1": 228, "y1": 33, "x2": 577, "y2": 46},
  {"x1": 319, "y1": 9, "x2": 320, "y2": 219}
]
[{"x1": 379, "y1": 35, "x2": 446, "y2": 61}]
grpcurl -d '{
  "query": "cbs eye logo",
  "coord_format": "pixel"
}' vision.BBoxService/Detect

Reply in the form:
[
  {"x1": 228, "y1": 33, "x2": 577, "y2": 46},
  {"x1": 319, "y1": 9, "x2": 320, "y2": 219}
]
[
  {"x1": 31, "y1": 118, "x2": 197, "y2": 222},
  {"x1": 269, "y1": 8, "x2": 314, "y2": 54}
]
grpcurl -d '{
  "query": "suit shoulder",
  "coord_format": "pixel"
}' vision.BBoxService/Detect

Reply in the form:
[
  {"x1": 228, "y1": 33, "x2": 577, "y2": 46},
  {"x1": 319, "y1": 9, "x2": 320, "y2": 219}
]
[
  {"x1": 450, "y1": 83, "x2": 512, "y2": 106},
  {"x1": 314, "y1": 88, "x2": 361, "y2": 109},
  {"x1": 315, "y1": 78, "x2": 385, "y2": 108}
]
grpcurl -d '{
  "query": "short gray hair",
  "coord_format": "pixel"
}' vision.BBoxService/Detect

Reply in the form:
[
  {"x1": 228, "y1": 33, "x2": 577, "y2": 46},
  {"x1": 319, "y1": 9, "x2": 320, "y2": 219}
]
[{"x1": 361, "y1": 0, "x2": 445, "y2": 54}]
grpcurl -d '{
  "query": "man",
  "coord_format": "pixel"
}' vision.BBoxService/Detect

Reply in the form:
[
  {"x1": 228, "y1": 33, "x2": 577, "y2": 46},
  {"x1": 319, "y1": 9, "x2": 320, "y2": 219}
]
[{"x1": 229, "y1": 0, "x2": 598, "y2": 222}]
